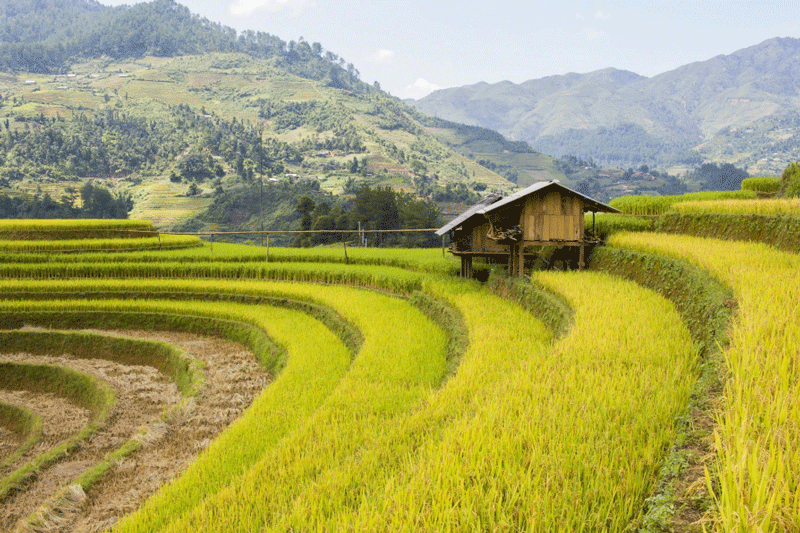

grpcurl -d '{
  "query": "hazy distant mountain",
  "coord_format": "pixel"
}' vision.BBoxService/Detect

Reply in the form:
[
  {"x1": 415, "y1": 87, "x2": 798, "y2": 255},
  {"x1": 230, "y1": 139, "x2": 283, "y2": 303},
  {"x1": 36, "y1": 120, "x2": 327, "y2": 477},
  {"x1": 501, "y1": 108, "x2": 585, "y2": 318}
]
[{"x1": 411, "y1": 38, "x2": 800, "y2": 175}]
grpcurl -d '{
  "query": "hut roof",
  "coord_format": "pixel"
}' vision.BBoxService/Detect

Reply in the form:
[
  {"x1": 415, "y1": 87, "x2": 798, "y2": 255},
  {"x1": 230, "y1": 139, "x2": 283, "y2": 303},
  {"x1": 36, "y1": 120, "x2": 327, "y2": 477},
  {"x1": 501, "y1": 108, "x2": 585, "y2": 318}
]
[
  {"x1": 435, "y1": 193, "x2": 503, "y2": 236},
  {"x1": 478, "y1": 180, "x2": 619, "y2": 216}
]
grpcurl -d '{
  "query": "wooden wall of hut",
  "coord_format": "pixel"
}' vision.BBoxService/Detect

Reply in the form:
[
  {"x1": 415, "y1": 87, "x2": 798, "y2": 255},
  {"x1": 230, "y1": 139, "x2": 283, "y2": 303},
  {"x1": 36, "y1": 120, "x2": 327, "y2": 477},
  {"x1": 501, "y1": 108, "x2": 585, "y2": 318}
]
[
  {"x1": 451, "y1": 222, "x2": 507, "y2": 254},
  {"x1": 523, "y1": 191, "x2": 584, "y2": 244},
  {"x1": 472, "y1": 222, "x2": 507, "y2": 253}
]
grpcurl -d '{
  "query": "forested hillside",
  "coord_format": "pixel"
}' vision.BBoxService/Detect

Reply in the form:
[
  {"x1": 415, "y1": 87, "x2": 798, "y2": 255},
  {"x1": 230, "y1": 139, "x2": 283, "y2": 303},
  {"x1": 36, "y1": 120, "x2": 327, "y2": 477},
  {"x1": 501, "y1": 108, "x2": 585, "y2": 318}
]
[
  {"x1": 0, "y1": 0, "x2": 542, "y2": 235},
  {"x1": 0, "y1": 0, "x2": 364, "y2": 91}
]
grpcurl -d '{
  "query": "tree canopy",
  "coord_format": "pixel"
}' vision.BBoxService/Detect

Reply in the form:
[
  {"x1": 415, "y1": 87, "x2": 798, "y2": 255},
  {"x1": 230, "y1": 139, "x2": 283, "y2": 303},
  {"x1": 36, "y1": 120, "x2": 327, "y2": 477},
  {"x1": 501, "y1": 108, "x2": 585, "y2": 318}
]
[
  {"x1": 0, "y1": 181, "x2": 131, "y2": 219},
  {"x1": 781, "y1": 161, "x2": 800, "y2": 197},
  {"x1": 0, "y1": 0, "x2": 367, "y2": 93}
]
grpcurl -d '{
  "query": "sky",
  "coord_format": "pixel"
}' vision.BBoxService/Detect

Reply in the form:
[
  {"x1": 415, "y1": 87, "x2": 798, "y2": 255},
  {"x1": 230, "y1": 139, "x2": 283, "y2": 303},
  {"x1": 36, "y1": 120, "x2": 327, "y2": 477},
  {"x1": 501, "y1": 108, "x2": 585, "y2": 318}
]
[{"x1": 99, "y1": 0, "x2": 800, "y2": 99}]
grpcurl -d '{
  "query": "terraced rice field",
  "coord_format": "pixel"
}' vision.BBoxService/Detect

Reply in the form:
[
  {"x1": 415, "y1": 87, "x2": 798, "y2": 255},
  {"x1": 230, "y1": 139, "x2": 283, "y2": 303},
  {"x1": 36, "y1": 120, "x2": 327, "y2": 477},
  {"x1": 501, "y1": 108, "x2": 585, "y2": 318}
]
[
  {"x1": 0, "y1": 216, "x2": 796, "y2": 532},
  {"x1": 609, "y1": 232, "x2": 800, "y2": 532}
]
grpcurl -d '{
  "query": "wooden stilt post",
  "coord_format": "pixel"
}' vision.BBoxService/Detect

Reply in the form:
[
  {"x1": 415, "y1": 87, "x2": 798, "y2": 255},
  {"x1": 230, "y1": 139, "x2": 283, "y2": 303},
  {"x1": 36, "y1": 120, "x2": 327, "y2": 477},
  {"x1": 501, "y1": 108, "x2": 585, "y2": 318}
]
[
  {"x1": 517, "y1": 244, "x2": 525, "y2": 278},
  {"x1": 579, "y1": 241, "x2": 585, "y2": 271},
  {"x1": 344, "y1": 240, "x2": 349, "y2": 265}
]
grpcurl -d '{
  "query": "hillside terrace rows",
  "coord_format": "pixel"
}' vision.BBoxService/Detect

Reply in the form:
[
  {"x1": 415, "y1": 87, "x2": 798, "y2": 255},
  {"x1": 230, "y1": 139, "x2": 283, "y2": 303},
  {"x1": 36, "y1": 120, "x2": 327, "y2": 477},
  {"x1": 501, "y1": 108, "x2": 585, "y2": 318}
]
[{"x1": 0, "y1": 198, "x2": 798, "y2": 531}]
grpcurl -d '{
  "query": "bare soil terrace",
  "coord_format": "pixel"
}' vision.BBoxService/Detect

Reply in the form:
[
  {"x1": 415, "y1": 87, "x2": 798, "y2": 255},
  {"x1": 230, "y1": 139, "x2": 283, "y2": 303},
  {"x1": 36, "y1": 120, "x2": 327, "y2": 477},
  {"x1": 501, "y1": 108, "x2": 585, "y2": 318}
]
[{"x1": 0, "y1": 330, "x2": 270, "y2": 533}]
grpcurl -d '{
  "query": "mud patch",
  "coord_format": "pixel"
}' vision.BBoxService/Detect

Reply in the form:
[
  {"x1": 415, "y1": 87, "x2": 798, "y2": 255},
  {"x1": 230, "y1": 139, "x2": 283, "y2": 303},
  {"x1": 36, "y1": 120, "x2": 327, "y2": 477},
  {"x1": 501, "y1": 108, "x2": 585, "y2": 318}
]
[{"x1": 0, "y1": 331, "x2": 269, "y2": 533}]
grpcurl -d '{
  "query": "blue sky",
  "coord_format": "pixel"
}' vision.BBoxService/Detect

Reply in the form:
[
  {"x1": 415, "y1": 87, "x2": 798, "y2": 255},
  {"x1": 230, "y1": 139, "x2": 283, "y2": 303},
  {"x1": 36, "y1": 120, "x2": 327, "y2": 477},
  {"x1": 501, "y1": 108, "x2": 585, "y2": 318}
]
[{"x1": 100, "y1": 0, "x2": 800, "y2": 99}]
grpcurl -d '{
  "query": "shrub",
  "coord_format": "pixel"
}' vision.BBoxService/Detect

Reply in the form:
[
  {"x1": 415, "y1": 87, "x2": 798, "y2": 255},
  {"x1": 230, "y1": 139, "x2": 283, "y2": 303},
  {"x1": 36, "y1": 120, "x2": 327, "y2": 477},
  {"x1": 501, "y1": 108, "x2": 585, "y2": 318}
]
[
  {"x1": 741, "y1": 176, "x2": 781, "y2": 196},
  {"x1": 781, "y1": 161, "x2": 800, "y2": 197}
]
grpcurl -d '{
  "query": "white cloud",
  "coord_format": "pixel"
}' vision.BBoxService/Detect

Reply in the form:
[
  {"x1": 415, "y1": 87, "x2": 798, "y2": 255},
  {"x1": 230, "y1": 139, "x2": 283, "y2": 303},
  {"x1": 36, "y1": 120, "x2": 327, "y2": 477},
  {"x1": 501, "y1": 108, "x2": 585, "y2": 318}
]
[
  {"x1": 369, "y1": 49, "x2": 396, "y2": 65},
  {"x1": 403, "y1": 78, "x2": 441, "y2": 100},
  {"x1": 229, "y1": 0, "x2": 314, "y2": 17},
  {"x1": 595, "y1": 10, "x2": 611, "y2": 19},
  {"x1": 575, "y1": 12, "x2": 584, "y2": 20},
  {"x1": 587, "y1": 29, "x2": 607, "y2": 40}
]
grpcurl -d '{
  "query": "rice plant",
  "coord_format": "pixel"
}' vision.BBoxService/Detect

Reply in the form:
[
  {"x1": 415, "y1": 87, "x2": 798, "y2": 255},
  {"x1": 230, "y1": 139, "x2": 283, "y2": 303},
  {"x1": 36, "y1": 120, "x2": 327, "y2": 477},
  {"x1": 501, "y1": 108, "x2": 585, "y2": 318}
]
[
  {"x1": 0, "y1": 219, "x2": 155, "y2": 243},
  {"x1": 609, "y1": 231, "x2": 800, "y2": 532},
  {"x1": 610, "y1": 190, "x2": 758, "y2": 216},
  {"x1": 670, "y1": 198, "x2": 800, "y2": 215},
  {"x1": 0, "y1": 234, "x2": 201, "y2": 253}
]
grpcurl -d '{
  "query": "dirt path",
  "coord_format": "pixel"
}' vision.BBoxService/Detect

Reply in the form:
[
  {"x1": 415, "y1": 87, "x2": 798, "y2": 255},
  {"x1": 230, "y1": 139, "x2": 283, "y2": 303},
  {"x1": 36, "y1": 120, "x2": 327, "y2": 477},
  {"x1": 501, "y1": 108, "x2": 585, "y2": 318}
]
[{"x1": 0, "y1": 330, "x2": 270, "y2": 533}]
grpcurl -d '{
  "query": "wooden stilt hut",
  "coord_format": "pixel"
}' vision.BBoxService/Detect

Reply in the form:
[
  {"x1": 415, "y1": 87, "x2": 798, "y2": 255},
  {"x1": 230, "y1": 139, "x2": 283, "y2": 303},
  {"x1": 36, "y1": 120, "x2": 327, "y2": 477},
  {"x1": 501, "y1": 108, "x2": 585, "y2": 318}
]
[
  {"x1": 436, "y1": 193, "x2": 507, "y2": 278},
  {"x1": 477, "y1": 180, "x2": 619, "y2": 277}
]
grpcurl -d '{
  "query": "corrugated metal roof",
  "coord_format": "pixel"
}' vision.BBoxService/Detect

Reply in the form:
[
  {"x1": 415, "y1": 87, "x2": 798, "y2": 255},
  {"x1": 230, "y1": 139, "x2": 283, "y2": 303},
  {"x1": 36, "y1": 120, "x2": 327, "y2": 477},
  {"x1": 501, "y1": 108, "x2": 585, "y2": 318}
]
[
  {"x1": 478, "y1": 180, "x2": 619, "y2": 215},
  {"x1": 435, "y1": 192, "x2": 503, "y2": 236}
]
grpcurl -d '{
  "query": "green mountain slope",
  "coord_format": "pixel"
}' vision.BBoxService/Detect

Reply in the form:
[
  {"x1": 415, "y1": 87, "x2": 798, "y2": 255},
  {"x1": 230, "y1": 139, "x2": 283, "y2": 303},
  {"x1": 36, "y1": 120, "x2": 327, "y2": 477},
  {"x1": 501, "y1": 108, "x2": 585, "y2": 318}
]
[
  {"x1": 0, "y1": 0, "x2": 541, "y2": 230},
  {"x1": 412, "y1": 38, "x2": 800, "y2": 175}
]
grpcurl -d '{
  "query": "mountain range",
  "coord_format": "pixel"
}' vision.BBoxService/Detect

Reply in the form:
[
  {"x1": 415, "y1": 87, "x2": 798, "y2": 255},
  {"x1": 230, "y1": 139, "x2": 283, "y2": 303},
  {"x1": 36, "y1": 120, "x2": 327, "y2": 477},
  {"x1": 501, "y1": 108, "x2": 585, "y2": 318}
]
[
  {"x1": 1, "y1": 0, "x2": 788, "y2": 233},
  {"x1": 411, "y1": 37, "x2": 800, "y2": 176}
]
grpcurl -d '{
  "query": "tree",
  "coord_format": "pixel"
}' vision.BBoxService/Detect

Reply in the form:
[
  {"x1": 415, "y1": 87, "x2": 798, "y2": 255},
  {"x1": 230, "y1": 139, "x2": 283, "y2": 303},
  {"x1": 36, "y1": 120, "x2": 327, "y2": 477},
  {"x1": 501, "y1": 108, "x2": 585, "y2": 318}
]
[
  {"x1": 353, "y1": 185, "x2": 399, "y2": 246},
  {"x1": 396, "y1": 192, "x2": 440, "y2": 247},
  {"x1": 294, "y1": 195, "x2": 316, "y2": 246},
  {"x1": 782, "y1": 161, "x2": 800, "y2": 197},
  {"x1": 296, "y1": 195, "x2": 316, "y2": 218},
  {"x1": 178, "y1": 152, "x2": 213, "y2": 181},
  {"x1": 311, "y1": 214, "x2": 336, "y2": 244},
  {"x1": 79, "y1": 181, "x2": 131, "y2": 218},
  {"x1": 697, "y1": 162, "x2": 748, "y2": 191},
  {"x1": 314, "y1": 201, "x2": 331, "y2": 217}
]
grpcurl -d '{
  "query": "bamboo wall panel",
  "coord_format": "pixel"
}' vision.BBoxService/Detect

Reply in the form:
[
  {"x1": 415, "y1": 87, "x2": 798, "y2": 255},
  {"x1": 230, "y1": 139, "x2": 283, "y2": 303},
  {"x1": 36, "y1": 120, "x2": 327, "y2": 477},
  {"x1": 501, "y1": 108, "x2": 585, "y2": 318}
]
[
  {"x1": 521, "y1": 193, "x2": 584, "y2": 243},
  {"x1": 471, "y1": 223, "x2": 505, "y2": 252}
]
